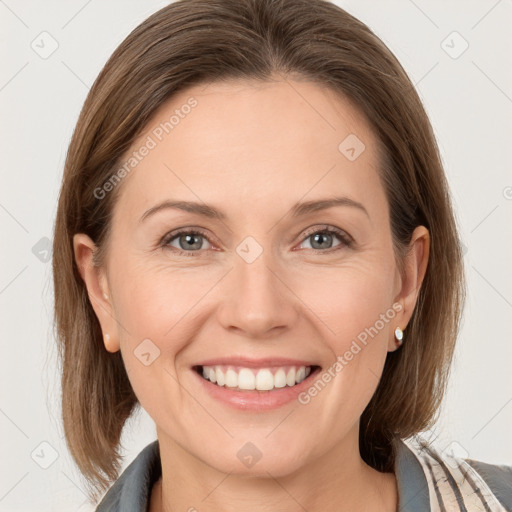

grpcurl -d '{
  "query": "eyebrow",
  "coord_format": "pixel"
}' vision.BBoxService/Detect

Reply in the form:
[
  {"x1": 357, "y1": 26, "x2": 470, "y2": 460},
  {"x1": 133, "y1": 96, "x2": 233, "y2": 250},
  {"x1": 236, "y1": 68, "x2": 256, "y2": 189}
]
[{"x1": 139, "y1": 196, "x2": 370, "y2": 223}]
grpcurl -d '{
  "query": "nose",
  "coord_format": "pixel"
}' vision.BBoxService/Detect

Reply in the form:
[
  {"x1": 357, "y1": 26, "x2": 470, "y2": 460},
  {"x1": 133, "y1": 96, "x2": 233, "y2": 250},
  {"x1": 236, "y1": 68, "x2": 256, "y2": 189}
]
[{"x1": 216, "y1": 246, "x2": 299, "y2": 338}]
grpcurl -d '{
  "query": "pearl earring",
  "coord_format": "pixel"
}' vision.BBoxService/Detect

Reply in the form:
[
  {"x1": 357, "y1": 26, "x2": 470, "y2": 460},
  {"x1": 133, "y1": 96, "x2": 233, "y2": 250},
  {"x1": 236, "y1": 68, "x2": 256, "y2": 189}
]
[{"x1": 394, "y1": 327, "x2": 404, "y2": 348}]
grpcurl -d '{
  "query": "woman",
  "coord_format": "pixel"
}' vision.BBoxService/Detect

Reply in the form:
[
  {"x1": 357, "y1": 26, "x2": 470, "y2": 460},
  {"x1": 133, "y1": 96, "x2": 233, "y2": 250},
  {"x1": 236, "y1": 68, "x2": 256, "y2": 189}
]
[{"x1": 52, "y1": 0, "x2": 512, "y2": 510}]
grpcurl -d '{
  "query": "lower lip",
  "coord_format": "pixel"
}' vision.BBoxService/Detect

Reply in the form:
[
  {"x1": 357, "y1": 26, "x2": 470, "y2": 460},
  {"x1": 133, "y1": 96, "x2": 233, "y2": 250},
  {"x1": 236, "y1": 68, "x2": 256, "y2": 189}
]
[{"x1": 192, "y1": 367, "x2": 321, "y2": 411}]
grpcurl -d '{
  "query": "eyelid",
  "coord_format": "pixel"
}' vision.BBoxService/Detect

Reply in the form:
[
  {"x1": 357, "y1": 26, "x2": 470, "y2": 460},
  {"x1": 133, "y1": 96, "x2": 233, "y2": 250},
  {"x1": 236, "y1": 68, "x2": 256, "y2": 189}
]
[
  {"x1": 160, "y1": 226, "x2": 216, "y2": 249},
  {"x1": 297, "y1": 224, "x2": 353, "y2": 245}
]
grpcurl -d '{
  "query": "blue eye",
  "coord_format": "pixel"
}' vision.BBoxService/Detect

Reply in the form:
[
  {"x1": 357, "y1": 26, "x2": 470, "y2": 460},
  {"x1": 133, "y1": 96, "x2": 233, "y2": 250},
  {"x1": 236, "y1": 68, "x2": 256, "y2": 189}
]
[
  {"x1": 298, "y1": 226, "x2": 352, "y2": 252},
  {"x1": 160, "y1": 225, "x2": 352, "y2": 257},
  {"x1": 162, "y1": 229, "x2": 212, "y2": 256}
]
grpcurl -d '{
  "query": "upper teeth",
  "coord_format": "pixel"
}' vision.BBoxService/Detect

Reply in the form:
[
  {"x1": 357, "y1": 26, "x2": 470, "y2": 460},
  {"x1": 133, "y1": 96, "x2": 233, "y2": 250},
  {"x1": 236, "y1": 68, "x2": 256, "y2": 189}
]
[{"x1": 201, "y1": 365, "x2": 312, "y2": 391}]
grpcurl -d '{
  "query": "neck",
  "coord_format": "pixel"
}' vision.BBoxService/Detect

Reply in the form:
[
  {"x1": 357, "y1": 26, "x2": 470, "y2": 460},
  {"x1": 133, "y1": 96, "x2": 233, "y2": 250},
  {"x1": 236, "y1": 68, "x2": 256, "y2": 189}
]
[{"x1": 150, "y1": 427, "x2": 398, "y2": 512}]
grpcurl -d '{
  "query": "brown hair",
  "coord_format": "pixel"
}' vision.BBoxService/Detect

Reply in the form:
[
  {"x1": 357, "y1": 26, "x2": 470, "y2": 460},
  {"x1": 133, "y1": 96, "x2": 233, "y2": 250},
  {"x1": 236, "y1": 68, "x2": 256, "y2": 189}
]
[{"x1": 52, "y1": 0, "x2": 465, "y2": 500}]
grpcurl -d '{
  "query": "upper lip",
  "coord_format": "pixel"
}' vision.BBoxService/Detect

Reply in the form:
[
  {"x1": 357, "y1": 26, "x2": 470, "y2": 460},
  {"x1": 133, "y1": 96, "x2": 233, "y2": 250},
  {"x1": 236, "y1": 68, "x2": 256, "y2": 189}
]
[{"x1": 194, "y1": 357, "x2": 319, "y2": 368}]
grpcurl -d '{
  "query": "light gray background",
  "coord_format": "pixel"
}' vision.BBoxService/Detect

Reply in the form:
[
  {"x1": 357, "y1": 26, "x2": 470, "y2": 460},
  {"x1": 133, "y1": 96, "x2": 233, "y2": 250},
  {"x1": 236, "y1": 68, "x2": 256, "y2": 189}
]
[{"x1": 1, "y1": 0, "x2": 511, "y2": 510}]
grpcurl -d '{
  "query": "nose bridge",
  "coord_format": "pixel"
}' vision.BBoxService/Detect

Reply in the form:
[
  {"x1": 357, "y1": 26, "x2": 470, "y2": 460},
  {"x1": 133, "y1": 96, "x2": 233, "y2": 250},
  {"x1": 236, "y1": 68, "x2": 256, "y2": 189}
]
[{"x1": 217, "y1": 237, "x2": 296, "y2": 336}]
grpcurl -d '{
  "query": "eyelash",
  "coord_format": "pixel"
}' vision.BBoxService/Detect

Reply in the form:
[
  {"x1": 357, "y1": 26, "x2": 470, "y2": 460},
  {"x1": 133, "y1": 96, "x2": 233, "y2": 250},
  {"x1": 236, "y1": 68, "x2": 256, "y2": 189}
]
[{"x1": 160, "y1": 225, "x2": 353, "y2": 257}]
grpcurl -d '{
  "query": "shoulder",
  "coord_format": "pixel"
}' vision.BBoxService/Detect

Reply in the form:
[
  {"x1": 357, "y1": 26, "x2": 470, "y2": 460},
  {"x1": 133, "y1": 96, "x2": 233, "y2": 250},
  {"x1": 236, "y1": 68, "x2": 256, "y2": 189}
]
[
  {"x1": 95, "y1": 440, "x2": 161, "y2": 512},
  {"x1": 394, "y1": 435, "x2": 512, "y2": 512}
]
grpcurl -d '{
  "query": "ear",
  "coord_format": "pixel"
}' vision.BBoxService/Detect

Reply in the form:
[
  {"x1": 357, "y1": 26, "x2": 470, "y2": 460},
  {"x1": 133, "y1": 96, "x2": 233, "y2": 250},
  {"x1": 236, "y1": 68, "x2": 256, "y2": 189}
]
[
  {"x1": 388, "y1": 225, "x2": 430, "y2": 352},
  {"x1": 73, "y1": 233, "x2": 120, "y2": 353}
]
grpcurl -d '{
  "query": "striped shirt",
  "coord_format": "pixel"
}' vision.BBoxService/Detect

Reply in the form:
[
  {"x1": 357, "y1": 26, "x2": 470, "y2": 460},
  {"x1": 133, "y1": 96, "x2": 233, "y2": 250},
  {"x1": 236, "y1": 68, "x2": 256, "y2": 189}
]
[
  {"x1": 397, "y1": 435, "x2": 512, "y2": 511},
  {"x1": 96, "y1": 436, "x2": 512, "y2": 511}
]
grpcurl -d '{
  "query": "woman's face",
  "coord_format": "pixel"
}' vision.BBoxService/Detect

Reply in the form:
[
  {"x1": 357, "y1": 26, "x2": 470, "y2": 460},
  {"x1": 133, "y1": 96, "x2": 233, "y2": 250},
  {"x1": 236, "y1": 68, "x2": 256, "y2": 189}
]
[{"x1": 75, "y1": 78, "x2": 427, "y2": 476}]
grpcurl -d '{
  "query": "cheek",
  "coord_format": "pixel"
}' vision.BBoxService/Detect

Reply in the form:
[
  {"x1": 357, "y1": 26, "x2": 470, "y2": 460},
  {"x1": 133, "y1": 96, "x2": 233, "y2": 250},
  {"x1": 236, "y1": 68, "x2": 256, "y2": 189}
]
[
  {"x1": 107, "y1": 262, "x2": 186, "y2": 376},
  {"x1": 111, "y1": 260, "x2": 216, "y2": 340},
  {"x1": 109, "y1": 262, "x2": 225, "y2": 402},
  {"x1": 292, "y1": 265, "x2": 396, "y2": 421},
  {"x1": 111, "y1": 270, "x2": 197, "y2": 420},
  {"x1": 289, "y1": 259, "x2": 396, "y2": 412},
  {"x1": 291, "y1": 260, "x2": 396, "y2": 350}
]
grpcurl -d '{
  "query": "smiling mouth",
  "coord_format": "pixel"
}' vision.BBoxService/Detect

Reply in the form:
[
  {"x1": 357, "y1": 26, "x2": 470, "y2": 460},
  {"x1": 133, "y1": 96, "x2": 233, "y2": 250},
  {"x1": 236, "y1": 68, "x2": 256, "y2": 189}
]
[{"x1": 193, "y1": 364, "x2": 322, "y2": 392}]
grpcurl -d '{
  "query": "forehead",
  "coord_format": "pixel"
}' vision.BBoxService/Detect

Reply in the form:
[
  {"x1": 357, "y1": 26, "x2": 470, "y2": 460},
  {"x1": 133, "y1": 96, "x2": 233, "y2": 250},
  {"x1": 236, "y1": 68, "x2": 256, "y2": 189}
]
[{"x1": 112, "y1": 78, "x2": 385, "y2": 224}]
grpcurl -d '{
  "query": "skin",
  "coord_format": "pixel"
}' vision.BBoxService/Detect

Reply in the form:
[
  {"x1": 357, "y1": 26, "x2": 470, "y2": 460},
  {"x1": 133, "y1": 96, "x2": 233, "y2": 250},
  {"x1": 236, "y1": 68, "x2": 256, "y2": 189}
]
[{"x1": 74, "y1": 76, "x2": 429, "y2": 512}]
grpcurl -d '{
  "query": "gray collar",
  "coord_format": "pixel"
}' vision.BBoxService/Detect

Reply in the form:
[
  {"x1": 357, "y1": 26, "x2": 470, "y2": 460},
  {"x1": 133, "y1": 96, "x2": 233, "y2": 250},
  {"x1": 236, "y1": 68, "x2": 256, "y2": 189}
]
[{"x1": 96, "y1": 438, "x2": 430, "y2": 511}]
